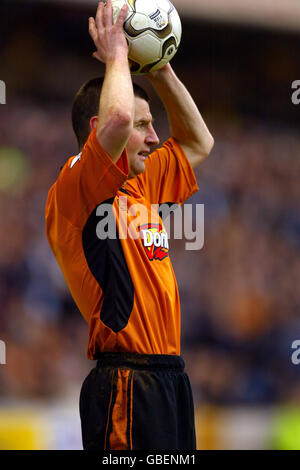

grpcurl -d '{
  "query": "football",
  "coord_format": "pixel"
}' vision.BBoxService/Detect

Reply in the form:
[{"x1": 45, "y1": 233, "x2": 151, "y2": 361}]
[{"x1": 111, "y1": 0, "x2": 182, "y2": 74}]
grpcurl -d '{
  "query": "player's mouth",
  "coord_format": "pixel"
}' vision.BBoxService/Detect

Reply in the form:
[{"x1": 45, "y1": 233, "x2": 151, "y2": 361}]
[{"x1": 138, "y1": 151, "x2": 149, "y2": 161}]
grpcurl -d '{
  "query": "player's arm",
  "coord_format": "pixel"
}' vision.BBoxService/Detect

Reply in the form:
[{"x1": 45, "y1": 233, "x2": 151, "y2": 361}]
[
  {"x1": 147, "y1": 63, "x2": 214, "y2": 168},
  {"x1": 88, "y1": 0, "x2": 134, "y2": 162}
]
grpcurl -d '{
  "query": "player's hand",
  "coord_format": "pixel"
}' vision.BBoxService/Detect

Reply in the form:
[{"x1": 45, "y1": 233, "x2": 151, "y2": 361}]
[
  {"x1": 89, "y1": 0, "x2": 129, "y2": 64},
  {"x1": 146, "y1": 63, "x2": 172, "y2": 81}
]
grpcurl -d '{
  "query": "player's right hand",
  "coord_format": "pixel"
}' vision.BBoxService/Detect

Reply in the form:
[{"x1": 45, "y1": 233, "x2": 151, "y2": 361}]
[{"x1": 89, "y1": 0, "x2": 129, "y2": 64}]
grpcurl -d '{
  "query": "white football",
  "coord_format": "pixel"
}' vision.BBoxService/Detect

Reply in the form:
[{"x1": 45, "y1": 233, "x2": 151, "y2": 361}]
[{"x1": 111, "y1": 0, "x2": 182, "y2": 74}]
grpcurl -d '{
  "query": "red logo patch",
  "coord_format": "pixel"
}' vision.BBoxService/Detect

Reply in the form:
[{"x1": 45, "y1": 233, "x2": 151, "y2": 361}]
[{"x1": 138, "y1": 223, "x2": 169, "y2": 261}]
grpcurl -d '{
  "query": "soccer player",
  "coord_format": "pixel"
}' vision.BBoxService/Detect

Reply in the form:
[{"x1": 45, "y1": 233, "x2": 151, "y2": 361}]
[{"x1": 45, "y1": 0, "x2": 214, "y2": 450}]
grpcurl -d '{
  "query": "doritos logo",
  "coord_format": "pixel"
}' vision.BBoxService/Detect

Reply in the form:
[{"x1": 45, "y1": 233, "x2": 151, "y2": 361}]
[{"x1": 138, "y1": 223, "x2": 169, "y2": 261}]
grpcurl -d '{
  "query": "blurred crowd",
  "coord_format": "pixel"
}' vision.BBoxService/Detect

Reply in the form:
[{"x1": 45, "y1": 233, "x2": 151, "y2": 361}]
[
  {"x1": 0, "y1": 99, "x2": 299, "y2": 406},
  {"x1": 181, "y1": 120, "x2": 300, "y2": 405}
]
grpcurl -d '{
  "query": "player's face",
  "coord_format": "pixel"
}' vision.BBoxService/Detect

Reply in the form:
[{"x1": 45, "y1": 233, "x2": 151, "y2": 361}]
[{"x1": 126, "y1": 97, "x2": 159, "y2": 179}]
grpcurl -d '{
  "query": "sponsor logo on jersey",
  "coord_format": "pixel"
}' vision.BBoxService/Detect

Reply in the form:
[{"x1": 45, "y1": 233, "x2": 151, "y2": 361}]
[{"x1": 138, "y1": 223, "x2": 169, "y2": 261}]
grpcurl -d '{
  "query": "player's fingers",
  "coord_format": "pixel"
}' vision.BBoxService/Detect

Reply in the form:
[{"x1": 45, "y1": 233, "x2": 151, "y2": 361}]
[
  {"x1": 88, "y1": 17, "x2": 98, "y2": 43},
  {"x1": 95, "y1": 1, "x2": 105, "y2": 32},
  {"x1": 104, "y1": 0, "x2": 113, "y2": 27},
  {"x1": 115, "y1": 4, "x2": 128, "y2": 28},
  {"x1": 92, "y1": 51, "x2": 103, "y2": 61}
]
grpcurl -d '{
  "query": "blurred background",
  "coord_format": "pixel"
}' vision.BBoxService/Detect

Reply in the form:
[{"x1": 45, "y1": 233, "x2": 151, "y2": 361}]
[{"x1": 0, "y1": 0, "x2": 300, "y2": 450}]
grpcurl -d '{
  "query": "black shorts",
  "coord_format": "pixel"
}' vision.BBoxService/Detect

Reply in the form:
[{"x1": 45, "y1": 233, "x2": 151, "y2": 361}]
[{"x1": 79, "y1": 352, "x2": 196, "y2": 450}]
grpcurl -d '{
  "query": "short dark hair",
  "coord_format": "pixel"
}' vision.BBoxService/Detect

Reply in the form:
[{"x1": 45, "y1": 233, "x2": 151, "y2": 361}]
[{"x1": 71, "y1": 77, "x2": 150, "y2": 150}]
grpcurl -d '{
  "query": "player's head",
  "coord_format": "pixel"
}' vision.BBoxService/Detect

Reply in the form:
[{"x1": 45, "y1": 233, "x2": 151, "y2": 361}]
[
  {"x1": 125, "y1": 95, "x2": 159, "y2": 178},
  {"x1": 72, "y1": 77, "x2": 159, "y2": 178}
]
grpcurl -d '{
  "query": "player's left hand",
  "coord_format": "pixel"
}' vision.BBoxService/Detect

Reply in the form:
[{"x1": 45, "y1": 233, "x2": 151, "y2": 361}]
[{"x1": 146, "y1": 63, "x2": 172, "y2": 81}]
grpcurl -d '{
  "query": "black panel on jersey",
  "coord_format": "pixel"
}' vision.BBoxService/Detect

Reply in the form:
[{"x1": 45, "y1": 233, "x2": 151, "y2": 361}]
[
  {"x1": 82, "y1": 197, "x2": 134, "y2": 333},
  {"x1": 119, "y1": 188, "x2": 130, "y2": 196}
]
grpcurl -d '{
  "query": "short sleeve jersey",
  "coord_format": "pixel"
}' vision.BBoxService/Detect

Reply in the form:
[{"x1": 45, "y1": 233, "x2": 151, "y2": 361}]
[{"x1": 45, "y1": 129, "x2": 198, "y2": 359}]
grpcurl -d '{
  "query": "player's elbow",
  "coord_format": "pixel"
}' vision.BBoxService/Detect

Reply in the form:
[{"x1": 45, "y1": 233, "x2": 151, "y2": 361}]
[
  {"x1": 105, "y1": 108, "x2": 133, "y2": 132},
  {"x1": 203, "y1": 134, "x2": 214, "y2": 158},
  {"x1": 97, "y1": 109, "x2": 133, "y2": 142},
  {"x1": 196, "y1": 134, "x2": 214, "y2": 162},
  {"x1": 110, "y1": 109, "x2": 133, "y2": 128}
]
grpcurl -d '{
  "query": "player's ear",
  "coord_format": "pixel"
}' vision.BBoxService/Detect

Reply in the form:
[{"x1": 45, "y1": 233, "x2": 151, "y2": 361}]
[{"x1": 89, "y1": 116, "x2": 98, "y2": 132}]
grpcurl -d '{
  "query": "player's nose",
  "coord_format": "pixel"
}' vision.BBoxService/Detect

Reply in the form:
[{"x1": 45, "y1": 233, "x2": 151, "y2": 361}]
[{"x1": 146, "y1": 124, "x2": 160, "y2": 147}]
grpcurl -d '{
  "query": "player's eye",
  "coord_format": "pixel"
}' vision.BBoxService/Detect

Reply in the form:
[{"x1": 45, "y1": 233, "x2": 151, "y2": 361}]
[{"x1": 135, "y1": 121, "x2": 147, "y2": 129}]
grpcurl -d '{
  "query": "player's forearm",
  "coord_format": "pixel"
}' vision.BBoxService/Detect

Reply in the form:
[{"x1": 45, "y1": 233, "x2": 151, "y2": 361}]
[
  {"x1": 89, "y1": 2, "x2": 134, "y2": 161},
  {"x1": 98, "y1": 52, "x2": 134, "y2": 131},
  {"x1": 148, "y1": 64, "x2": 214, "y2": 164},
  {"x1": 96, "y1": 52, "x2": 135, "y2": 161}
]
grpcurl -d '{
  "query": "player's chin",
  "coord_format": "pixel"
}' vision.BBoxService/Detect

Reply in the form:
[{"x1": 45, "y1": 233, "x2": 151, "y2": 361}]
[
  {"x1": 135, "y1": 157, "x2": 147, "y2": 174},
  {"x1": 128, "y1": 156, "x2": 147, "y2": 178}
]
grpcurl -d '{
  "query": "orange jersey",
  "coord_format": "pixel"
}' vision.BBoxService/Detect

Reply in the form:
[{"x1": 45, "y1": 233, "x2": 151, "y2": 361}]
[{"x1": 45, "y1": 129, "x2": 198, "y2": 359}]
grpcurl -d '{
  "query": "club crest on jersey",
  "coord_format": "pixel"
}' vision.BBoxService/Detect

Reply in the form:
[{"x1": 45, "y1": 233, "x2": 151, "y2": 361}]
[{"x1": 138, "y1": 223, "x2": 169, "y2": 261}]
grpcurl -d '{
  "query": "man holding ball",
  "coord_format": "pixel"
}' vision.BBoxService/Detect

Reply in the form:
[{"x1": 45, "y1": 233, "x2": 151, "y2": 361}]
[{"x1": 45, "y1": 0, "x2": 214, "y2": 450}]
